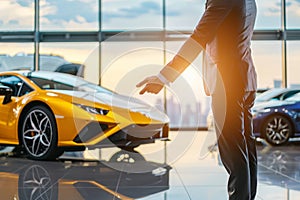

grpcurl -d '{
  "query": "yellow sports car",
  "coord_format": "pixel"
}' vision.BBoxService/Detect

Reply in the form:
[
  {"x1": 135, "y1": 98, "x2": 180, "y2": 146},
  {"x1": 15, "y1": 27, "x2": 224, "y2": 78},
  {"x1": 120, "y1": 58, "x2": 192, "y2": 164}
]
[{"x1": 0, "y1": 71, "x2": 169, "y2": 160}]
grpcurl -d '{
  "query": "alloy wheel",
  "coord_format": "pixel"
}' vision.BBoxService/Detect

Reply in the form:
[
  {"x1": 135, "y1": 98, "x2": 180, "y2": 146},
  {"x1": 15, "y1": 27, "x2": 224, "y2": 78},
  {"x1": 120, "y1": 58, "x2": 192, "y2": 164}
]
[
  {"x1": 264, "y1": 116, "x2": 292, "y2": 145},
  {"x1": 22, "y1": 108, "x2": 53, "y2": 158}
]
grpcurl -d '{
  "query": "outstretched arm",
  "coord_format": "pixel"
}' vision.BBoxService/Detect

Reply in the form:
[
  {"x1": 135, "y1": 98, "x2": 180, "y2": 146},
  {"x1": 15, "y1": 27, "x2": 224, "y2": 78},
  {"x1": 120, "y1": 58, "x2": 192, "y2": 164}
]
[{"x1": 137, "y1": 0, "x2": 231, "y2": 94}]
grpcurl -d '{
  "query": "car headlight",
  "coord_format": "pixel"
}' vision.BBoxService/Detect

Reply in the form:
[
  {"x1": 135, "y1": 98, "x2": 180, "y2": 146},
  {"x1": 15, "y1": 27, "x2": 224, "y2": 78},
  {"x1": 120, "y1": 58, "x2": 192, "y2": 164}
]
[{"x1": 74, "y1": 103, "x2": 109, "y2": 115}]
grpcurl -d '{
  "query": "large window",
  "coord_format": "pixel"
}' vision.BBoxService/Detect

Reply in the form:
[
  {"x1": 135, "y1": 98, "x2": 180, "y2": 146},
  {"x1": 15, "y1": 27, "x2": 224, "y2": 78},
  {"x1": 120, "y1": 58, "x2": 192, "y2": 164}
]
[
  {"x1": 0, "y1": 0, "x2": 34, "y2": 31},
  {"x1": 40, "y1": 0, "x2": 99, "y2": 31},
  {"x1": 102, "y1": 0, "x2": 163, "y2": 31},
  {"x1": 0, "y1": 0, "x2": 299, "y2": 129},
  {"x1": 166, "y1": 0, "x2": 205, "y2": 30},
  {"x1": 0, "y1": 43, "x2": 34, "y2": 71},
  {"x1": 40, "y1": 42, "x2": 99, "y2": 83},
  {"x1": 287, "y1": 41, "x2": 300, "y2": 87},
  {"x1": 165, "y1": 41, "x2": 209, "y2": 128},
  {"x1": 101, "y1": 41, "x2": 164, "y2": 110},
  {"x1": 251, "y1": 41, "x2": 282, "y2": 89},
  {"x1": 287, "y1": 0, "x2": 300, "y2": 29},
  {"x1": 255, "y1": 0, "x2": 281, "y2": 30}
]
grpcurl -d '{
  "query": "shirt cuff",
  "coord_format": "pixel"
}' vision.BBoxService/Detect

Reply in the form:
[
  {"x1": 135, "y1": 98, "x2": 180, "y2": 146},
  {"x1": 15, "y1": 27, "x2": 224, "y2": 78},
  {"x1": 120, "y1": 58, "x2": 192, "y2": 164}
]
[{"x1": 157, "y1": 73, "x2": 170, "y2": 86}]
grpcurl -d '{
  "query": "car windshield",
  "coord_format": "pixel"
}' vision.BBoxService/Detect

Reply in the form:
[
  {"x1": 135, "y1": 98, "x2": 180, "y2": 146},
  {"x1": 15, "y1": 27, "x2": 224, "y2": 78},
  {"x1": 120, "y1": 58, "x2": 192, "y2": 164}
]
[
  {"x1": 285, "y1": 92, "x2": 300, "y2": 102},
  {"x1": 26, "y1": 71, "x2": 113, "y2": 94}
]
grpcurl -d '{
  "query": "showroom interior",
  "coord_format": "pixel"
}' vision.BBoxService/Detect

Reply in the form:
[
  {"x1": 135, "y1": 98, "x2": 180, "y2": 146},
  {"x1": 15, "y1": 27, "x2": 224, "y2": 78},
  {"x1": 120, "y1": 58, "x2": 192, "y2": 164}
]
[{"x1": 0, "y1": 0, "x2": 300, "y2": 199}]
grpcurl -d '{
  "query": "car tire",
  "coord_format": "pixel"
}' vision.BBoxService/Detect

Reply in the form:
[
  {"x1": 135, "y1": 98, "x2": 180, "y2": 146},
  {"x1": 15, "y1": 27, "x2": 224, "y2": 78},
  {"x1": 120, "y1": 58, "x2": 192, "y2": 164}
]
[
  {"x1": 262, "y1": 115, "x2": 292, "y2": 146},
  {"x1": 20, "y1": 105, "x2": 63, "y2": 160}
]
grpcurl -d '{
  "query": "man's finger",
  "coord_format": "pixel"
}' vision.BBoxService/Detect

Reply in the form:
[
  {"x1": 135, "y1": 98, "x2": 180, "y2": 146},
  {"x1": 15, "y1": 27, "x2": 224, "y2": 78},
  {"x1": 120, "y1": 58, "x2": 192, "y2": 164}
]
[
  {"x1": 139, "y1": 85, "x2": 148, "y2": 95},
  {"x1": 136, "y1": 78, "x2": 149, "y2": 87}
]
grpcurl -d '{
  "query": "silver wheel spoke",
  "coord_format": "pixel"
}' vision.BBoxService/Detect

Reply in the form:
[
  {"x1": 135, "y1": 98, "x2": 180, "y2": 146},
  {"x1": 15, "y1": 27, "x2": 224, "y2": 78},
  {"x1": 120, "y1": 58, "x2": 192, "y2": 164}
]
[
  {"x1": 271, "y1": 133, "x2": 277, "y2": 140},
  {"x1": 23, "y1": 129, "x2": 39, "y2": 140},
  {"x1": 279, "y1": 131, "x2": 288, "y2": 139},
  {"x1": 40, "y1": 116, "x2": 49, "y2": 133},
  {"x1": 24, "y1": 135, "x2": 39, "y2": 140},
  {"x1": 268, "y1": 124, "x2": 276, "y2": 129},
  {"x1": 23, "y1": 109, "x2": 54, "y2": 158},
  {"x1": 30, "y1": 114, "x2": 39, "y2": 132},
  {"x1": 32, "y1": 135, "x2": 40, "y2": 155},
  {"x1": 40, "y1": 134, "x2": 50, "y2": 147},
  {"x1": 281, "y1": 128, "x2": 289, "y2": 133},
  {"x1": 34, "y1": 138, "x2": 41, "y2": 155},
  {"x1": 276, "y1": 133, "x2": 282, "y2": 140},
  {"x1": 268, "y1": 132, "x2": 276, "y2": 139},
  {"x1": 274, "y1": 118, "x2": 278, "y2": 126},
  {"x1": 277, "y1": 118, "x2": 282, "y2": 126},
  {"x1": 280, "y1": 124, "x2": 288, "y2": 129}
]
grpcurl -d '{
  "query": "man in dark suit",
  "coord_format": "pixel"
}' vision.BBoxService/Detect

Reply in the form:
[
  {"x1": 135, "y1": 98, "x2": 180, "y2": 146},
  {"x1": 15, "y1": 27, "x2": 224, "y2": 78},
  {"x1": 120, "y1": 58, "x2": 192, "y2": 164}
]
[{"x1": 137, "y1": 0, "x2": 257, "y2": 199}]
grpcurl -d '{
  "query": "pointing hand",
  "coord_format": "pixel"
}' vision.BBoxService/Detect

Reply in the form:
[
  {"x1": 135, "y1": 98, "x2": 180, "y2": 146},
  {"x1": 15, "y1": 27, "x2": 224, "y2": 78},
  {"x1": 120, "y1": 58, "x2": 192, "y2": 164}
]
[{"x1": 136, "y1": 76, "x2": 164, "y2": 95}]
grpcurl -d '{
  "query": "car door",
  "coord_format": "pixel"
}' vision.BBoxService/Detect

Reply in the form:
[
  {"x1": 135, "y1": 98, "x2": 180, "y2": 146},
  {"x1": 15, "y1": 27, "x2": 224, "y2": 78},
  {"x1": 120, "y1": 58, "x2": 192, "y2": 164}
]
[{"x1": 0, "y1": 75, "x2": 28, "y2": 141}]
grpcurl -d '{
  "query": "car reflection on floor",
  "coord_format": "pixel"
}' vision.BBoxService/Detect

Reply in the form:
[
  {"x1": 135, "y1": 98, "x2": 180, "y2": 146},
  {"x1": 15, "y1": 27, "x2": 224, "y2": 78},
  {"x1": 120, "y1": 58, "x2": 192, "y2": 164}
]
[
  {"x1": 257, "y1": 141, "x2": 300, "y2": 192},
  {"x1": 203, "y1": 139, "x2": 300, "y2": 194},
  {"x1": 0, "y1": 150, "x2": 171, "y2": 200}
]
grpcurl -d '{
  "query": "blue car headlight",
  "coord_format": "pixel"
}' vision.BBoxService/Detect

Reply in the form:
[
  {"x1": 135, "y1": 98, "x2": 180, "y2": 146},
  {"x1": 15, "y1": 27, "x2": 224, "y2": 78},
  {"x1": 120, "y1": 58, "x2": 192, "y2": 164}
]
[{"x1": 74, "y1": 103, "x2": 109, "y2": 115}]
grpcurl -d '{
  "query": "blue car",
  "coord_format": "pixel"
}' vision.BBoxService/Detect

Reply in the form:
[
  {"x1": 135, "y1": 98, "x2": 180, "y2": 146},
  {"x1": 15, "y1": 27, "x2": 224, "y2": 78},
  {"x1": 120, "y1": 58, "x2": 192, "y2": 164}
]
[{"x1": 253, "y1": 92, "x2": 300, "y2": 145}]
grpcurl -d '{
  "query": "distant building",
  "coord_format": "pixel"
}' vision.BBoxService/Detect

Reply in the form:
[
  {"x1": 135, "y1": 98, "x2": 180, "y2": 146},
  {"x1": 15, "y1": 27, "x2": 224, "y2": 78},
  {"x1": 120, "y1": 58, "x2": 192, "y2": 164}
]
[
  {"x1": 290, "y1": 84, "x2": 300, "y2": 88},
  {"x1": 273, "y1": 79, "x2": 282, "y2": 88}
]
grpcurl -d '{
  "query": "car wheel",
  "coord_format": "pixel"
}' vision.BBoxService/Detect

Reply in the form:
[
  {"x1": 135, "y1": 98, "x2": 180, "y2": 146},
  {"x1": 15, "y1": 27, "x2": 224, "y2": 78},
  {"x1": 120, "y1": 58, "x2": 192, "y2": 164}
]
[
  {"x1": 262, "y1": 115, "x2": 292, "y2": 146},
  {"x1": 20, "y1": 105, "x2": 63, "y2": 160}
]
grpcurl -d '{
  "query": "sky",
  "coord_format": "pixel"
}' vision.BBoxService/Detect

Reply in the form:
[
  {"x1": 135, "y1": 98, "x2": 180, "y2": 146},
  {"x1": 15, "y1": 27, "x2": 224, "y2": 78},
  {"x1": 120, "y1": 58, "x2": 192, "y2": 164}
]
[{"x1": 1, "y1": 0, "x2": 300, "y2": 30}]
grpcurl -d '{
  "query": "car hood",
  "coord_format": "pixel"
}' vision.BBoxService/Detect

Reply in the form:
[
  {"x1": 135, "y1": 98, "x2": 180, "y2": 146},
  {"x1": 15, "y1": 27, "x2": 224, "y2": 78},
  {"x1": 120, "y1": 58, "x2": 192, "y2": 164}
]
[
  {"x1": 49, "y1": 90, "x2": 169, "y2": 123},
  {"x1": 253, "y1": 100, "x2": 295, "y2": 112}
]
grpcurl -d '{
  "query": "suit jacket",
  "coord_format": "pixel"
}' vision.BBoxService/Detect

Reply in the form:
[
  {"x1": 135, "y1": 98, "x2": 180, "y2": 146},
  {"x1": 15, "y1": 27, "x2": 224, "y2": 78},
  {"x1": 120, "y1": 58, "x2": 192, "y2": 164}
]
[{"x1": 161, "y1": 0, "x2": 257, "y2": 96}]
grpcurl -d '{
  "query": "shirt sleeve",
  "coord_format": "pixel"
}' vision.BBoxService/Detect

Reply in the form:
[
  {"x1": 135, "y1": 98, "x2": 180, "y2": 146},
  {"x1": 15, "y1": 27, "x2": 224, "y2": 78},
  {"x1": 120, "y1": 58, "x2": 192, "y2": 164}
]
[{"x1": 191, "y1": 0, "x2": 232, "y2": 47}]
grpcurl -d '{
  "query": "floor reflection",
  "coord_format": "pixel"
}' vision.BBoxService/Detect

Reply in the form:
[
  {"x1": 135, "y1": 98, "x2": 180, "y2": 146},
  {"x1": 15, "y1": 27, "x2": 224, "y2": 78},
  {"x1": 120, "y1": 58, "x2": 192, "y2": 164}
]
[
  {"x1": 1, "y1": 132, "x2": 300, "y2": 200},
  {"x1": 205, "y1": 140, "x2": 300, "y2": 192},
  {"x1": 0, "y1": 149, "x2": 171, "y2": 200},
  {"x1": 257, "y1": 141, "x2": 300, "y2": 192}
]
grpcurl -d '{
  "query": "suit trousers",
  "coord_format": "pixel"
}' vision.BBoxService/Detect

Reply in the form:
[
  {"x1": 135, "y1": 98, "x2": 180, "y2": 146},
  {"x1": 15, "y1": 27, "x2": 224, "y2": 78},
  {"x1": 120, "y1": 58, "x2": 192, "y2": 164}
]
[{"x1": 211, "y1": 86, "x2": 257, "y2": 200}]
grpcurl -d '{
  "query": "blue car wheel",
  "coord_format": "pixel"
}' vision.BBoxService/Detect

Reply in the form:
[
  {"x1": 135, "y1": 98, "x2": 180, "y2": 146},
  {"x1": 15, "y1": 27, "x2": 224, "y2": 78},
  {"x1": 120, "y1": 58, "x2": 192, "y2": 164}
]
[{"x1": 262, "y1": 115, "x2": 292, "y2": 145}]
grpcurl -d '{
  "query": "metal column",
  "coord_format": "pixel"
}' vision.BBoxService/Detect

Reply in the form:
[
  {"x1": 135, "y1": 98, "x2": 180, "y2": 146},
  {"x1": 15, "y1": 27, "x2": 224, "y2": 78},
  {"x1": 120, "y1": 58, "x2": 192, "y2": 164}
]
[
  {"x1": 281, "y1": 0, "x2": 287, "y2": 88},
  {"x1": 34, "y1": 0, "x2": 40, "y2": 71}
]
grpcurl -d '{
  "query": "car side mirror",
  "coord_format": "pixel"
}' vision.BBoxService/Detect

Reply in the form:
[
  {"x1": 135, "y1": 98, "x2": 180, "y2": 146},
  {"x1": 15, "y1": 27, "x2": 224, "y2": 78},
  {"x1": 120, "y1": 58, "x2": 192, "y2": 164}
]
[{"x1": 0, "y1": 86, "x2": 13, "y2": 104}]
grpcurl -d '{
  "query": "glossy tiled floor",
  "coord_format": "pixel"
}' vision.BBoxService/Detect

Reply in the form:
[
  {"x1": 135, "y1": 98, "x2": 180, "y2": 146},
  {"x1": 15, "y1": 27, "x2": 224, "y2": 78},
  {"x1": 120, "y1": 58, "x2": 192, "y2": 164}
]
[{"x1": 0, "y1": 131, "x2": 300, "y2": 200}]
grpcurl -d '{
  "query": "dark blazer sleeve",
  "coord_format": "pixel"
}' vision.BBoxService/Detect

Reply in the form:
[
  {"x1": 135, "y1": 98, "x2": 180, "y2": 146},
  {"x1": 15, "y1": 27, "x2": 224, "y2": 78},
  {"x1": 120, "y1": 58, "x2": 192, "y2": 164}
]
[{"x1": 160, "y1": 0, "x2": 232, "y2": 82}]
